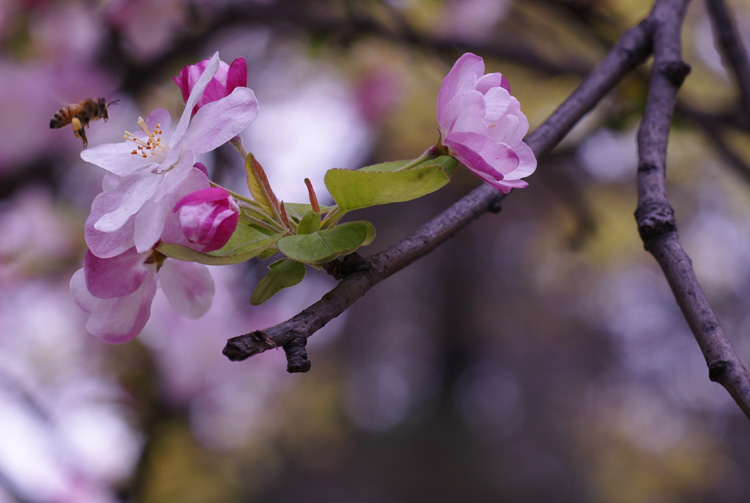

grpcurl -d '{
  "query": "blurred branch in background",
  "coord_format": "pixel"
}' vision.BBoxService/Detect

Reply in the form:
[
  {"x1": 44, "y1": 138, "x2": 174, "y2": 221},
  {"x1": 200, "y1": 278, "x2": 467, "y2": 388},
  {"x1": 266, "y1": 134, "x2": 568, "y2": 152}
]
[
  {"x1": 706, "y1": 0, "x2": 750, "y2": 126},
  {"x1": 680, "y1": 104, "x2": 750, "y2": 183}
]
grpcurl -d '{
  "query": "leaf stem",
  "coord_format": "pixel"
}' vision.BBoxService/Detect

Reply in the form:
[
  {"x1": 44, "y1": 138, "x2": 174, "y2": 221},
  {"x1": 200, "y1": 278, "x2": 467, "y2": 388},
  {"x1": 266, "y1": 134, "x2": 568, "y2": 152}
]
[{"x1": 392, "y1": 145, "x2": 440, "y2": 172}]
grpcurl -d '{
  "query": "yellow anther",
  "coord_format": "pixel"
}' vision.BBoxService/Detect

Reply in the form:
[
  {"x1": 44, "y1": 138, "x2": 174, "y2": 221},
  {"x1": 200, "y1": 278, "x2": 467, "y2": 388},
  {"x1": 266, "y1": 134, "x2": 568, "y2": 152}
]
[{"x1": 124, "y1": 117, "x2": 167, "y2": 158}]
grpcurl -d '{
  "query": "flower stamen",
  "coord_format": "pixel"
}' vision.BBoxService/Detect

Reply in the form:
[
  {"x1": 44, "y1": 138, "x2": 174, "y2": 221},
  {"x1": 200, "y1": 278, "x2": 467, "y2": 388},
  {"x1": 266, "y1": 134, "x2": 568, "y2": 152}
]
[{"x1": 124, "y1": 118, "x2": 167, "y2": 159}]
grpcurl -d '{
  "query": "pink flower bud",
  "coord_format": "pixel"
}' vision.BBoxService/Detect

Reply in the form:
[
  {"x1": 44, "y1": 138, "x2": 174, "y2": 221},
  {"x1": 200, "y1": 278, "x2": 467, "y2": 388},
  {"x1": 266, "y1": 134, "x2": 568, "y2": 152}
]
[
  {"x1": 173, "y1": 187, "x2": 239, "y2": 252},
  {"x1": 174, "y1": 56, "x2": 248, "y2": 114},
  {"x1": 437, "y1": 53, "x2": 536, "y2": 193}
]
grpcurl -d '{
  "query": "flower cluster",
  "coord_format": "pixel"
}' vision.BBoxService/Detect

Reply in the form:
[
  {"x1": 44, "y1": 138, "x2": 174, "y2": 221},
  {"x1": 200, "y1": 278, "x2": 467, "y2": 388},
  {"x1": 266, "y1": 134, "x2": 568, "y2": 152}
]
[
  {"x1": 70, "y1": 51, "x2": 535, "y2": 344},
  {"x1": 72, "y1": 53, "x2": 257, "y2": 343}
]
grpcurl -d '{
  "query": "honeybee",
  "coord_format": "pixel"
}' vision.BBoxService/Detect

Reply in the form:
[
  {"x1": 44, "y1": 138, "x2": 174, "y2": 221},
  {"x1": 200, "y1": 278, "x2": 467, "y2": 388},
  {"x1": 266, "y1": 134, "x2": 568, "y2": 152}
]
[{"x1": 50, "y1": 98, "x2": 119, "y2": 148}]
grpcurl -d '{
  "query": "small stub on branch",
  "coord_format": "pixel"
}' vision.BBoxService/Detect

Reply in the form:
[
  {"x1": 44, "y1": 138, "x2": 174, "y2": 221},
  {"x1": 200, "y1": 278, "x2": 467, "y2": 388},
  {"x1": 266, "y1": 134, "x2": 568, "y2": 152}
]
[
  {"x1": 323, "y1": 253, "x2": 370, "y2": 280},
  {"x1": 489, "y1": 197, "x2": 503, "y2": 214},
  {"x1": 284, "y1": 336, "x2": 311, "y2": 373},
  {"x1": 635, "y1": 201, "x2": 677, "y2": 242},
  {"x1": 660, "y1": 60, "x2": 691, "y2": 86}
]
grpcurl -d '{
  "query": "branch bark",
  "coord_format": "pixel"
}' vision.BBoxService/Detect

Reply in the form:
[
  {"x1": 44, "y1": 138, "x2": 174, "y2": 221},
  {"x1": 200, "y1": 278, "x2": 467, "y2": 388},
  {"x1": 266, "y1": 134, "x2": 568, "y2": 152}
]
[{"x1": 634, "y1": 0, "x2": 750, "y2": 419}]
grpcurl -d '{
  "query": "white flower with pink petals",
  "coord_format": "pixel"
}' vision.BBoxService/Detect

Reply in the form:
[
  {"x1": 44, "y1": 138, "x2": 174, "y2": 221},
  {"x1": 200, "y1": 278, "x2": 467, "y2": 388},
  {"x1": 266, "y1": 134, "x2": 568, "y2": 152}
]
[{"x1": 80, "y1": 52, "x2": 258, "y2": 254}]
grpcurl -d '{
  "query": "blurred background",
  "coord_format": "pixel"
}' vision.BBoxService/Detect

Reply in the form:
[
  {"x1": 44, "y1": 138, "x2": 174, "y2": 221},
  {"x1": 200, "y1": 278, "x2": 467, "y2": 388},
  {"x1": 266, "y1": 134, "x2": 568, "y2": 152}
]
[{"x1": 2, "y1": 0, "x2": 750, "y2": 501}]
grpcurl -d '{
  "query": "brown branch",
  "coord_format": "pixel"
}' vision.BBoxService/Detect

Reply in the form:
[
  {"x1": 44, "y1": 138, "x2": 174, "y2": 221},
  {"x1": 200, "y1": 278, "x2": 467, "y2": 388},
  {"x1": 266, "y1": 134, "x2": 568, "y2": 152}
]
[
  {"x1": 634, "y1": 0, "x2": 750, "y2": 419},
  {"x1": 224, "y1": 12, "x2": 656, "y2": 366},
  {"x1": 706, "y1": 0, "x2": 750, "y2": 126}
]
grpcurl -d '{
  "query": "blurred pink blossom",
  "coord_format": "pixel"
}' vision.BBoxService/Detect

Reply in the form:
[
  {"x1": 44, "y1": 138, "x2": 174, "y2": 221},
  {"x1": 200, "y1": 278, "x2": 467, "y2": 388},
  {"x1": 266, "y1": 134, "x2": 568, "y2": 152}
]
[
  {"x1": 354, "y1": 67, "x2": 405, "y2": 125},
  {"x1": 437, "y1": 53, "x2": 536, "y2": 193},
  {"x1": 0, "y1": 188, "x2": 77, "y2": 281},
  {"x1": 30, "y1": 2, "x2": 104, "y2": 63},
  {"x1": 106, "y1": 0, "x2": 186, "y2": 60},
  {"x1": 441, "y1": 0, "x2": 510, "y2": 41},
  {"x1": 173, "y1": 187, "x2": 239, "y2": 252},
  {"x1": 174, "y1": 56, "x2": 248, "y2": 115}
]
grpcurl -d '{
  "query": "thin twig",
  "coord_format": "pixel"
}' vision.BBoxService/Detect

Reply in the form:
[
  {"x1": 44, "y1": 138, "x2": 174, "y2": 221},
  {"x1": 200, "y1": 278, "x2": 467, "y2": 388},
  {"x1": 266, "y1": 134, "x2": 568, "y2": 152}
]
[
  {"x1": 634, "y1": 0, "x2": 750, "y2": 419},
  {"x1": 224, "y1": 13, "x2": 656, "y2": 365},
  {"x1": 706, "y1": 0, "x2": 750, "y2": 126}
]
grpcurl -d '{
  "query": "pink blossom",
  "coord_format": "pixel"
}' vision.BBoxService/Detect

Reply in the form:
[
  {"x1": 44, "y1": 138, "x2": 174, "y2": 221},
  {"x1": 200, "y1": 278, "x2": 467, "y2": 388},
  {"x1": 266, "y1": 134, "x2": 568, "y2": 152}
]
[
  {"x1": 84, "y1": 165, "x2": 211, "y2": 258},
  {"x1": 80, "y1": 52, "x2": 258, "y2": 255},
  {"x1": 437, "y1": 53, "x2": 536, "y2": 193},
  {"x1": 172, "y1": 187, "x2": 239, "y2": 252},
  {"x1": 174, "y1": 56, "x2": 248, "y2": 115},
  {"x1": 71, "y1": 248, "x2": 214, "y2": 343}
]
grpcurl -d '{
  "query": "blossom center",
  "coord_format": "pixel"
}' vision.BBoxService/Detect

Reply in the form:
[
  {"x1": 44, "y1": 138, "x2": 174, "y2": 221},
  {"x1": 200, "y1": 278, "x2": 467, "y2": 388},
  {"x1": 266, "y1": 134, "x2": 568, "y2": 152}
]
[{"x1": 124, "y1": 118, "x2": 167, "y2": 160}]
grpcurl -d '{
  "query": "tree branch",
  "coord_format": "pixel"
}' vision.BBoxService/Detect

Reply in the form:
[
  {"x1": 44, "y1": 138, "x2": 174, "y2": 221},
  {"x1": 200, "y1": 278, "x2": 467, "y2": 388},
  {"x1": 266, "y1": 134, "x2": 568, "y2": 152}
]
[
  {"x1": 634, "y1": 0, "x2": 750, "y2": 419},
  {"x1": 224, "y1": 12, "x2": 656, "y2": 367},
  {"x1": 706, "y1": 0, "x2": 750, "y2": 126}
]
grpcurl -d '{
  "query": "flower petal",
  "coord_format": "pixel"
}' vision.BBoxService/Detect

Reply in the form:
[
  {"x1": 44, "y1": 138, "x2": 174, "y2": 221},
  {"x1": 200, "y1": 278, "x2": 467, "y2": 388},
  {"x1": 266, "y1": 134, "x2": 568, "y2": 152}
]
[
  {"x1": 85, "y1": 189, "x2": 135, "y2": 258},
  {"x1": 445, "y1": 131, "x2": 519, "y2": 178},
  {"x1": 174, "y1": 186, "x2": 239, "y2": 252},
  {"x1": 129, "y1": 154, "x2": 199, "y2": 252},
  {"x1": 476, "y1": 72, "x2": 510, "y2": 94},
  {"x1": 70, "y1": 268, "x2": 98, "y2": 314},
  {"x1": 483, "y1": 86, "x2": 511, "y2": 123},
  {"x1": 437, "y1": 53, "x2": 484, "y2": 125},
  {"x1": 227, "y1": 57, "x2": 248, "y2": 91},
  {"x1": 440, "y1": 90, "x2": 487, "y2": 136},
  {"x1": 171, "y1": 52, "x2": 220, "y2": 146},
  {"x1": 159, "y1": 259, "x2": 215, "y2": 318},
  {"x1": 83, "y1": 248, "x2": 150, "y2": 299},
  {"x1": 159, "y1": 166, "x2": 213, "y2": 247},
  {"x1": 501, "y1": 140, "x2": 537, "y2": 180},
  {"x1": 490, "y1": 178, "x2": 529, "y2": 194},
  {"x1": 180, "y1": 87, "x2": 259, "y2": 155},
  {"x1": 81, "y1": 141, "x2": 156, "y2": 177},
  {"x1": 94, "y1": 175, "x2": 160, "y2": 233},
  {"x1": 173, "y1": 59, "x2": 208, "y2": 104},
  {"x1": 85, "y1": 271, "x2": 157, "y2": 344}
]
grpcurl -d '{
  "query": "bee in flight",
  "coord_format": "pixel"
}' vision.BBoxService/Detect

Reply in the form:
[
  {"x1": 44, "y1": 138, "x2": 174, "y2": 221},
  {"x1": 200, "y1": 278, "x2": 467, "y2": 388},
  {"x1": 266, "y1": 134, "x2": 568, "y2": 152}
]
[{"x1": 49, "y1": 97, "x2": 119, "y2": 148}]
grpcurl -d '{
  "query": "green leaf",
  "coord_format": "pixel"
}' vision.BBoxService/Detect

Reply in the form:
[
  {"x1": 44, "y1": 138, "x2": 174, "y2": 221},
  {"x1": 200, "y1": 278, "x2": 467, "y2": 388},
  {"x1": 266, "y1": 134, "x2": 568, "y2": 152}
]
[
  {"x1": 297, "y1": 210, "x2": 321, "y2": 234},
  {"x1": 277, "y1": 220, "x2": 375, "y2": 264},
  {"x1": 325, "y1": 155, "x2": 458, "y2": 212},
  {"x1": 157, "y1": 224, "x2": 285, "y2": 265},
  {"x1": 283, "y1": 202, "x2": 331, "y2": 222},
  {"x1": 245, "y1": 153, "x2": 280, "y2": 218},
  {"x1": 250, "y1": 259, "x2": 306, "y2": 305}
]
